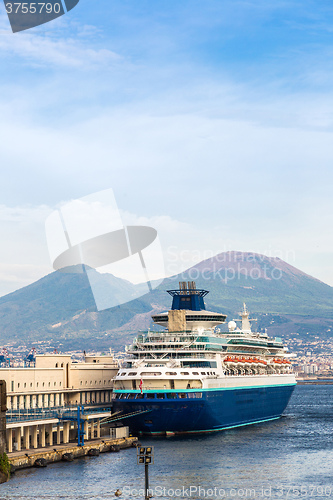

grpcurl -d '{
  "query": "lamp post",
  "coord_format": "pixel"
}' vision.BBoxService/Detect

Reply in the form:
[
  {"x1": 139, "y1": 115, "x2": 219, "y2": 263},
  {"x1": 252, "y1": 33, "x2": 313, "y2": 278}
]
[{"x1": 137, "y1": 446, "x2": 154, "y2": 500}]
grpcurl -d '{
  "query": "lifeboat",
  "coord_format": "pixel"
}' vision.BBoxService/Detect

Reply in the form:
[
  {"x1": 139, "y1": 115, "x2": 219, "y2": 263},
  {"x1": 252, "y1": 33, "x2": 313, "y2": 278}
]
[
  {"x1": 258, "y1": 358, "x2": 267, "y2": 366},
  {"x1": 224, "y1": 356, "x2": 239, "y2": 365}
]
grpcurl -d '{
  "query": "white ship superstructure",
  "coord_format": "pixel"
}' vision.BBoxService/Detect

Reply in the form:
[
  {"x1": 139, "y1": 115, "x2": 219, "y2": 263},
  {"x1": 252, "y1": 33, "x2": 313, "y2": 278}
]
[{"x1": 112, "y1": 282, "x2": 296, "y2": 435}]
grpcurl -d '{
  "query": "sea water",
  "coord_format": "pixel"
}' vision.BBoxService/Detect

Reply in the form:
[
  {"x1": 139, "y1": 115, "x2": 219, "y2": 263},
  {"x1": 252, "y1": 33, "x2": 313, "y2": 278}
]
[{"x1": 1, "y1": 385, "x2": 332, "y2": 500}]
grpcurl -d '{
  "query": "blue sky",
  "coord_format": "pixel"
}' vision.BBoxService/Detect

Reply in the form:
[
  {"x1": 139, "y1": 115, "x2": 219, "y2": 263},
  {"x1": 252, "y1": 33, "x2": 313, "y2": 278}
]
[{"x1": 0, "y1": 0, "x2": 332, "y2": 294}]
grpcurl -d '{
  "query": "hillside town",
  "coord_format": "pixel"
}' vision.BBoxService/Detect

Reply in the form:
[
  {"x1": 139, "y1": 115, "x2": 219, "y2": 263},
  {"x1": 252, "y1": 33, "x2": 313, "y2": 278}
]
[{"x1": 1, "y1": 332, "x2": 333, "y2": 379}]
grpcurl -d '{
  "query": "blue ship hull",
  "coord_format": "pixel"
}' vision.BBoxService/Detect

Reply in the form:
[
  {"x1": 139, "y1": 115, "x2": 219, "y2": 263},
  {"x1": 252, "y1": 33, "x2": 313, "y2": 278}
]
[{"x1": 112, "y1": 383, "x2": 296, "y2": 435}]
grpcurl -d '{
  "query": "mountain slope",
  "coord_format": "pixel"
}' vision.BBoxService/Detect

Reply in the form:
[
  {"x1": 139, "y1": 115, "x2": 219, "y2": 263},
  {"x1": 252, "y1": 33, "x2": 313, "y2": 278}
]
[{"x1": 0, "y1": 251, "x2": 332, "y2": 351}]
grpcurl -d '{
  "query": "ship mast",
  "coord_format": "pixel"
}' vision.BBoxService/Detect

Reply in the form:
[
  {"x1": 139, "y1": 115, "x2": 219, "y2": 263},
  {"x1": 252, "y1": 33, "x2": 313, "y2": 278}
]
[{"x1": 234, "y1": 303, "x2": 257, "y2": 333}]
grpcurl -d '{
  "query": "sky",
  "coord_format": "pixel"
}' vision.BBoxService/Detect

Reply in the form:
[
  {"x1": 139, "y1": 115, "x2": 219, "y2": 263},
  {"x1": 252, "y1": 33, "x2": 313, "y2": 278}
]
[{"x1": 0, "y1": 0, "x2": 333, "y2": 295}]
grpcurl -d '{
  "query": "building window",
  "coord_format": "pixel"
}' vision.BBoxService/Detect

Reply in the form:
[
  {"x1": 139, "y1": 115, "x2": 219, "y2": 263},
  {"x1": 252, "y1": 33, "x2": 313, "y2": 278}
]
[
  {"x1": 85, "y1": 381, "x2": 87, "y2": 385},
  {"x1": 11, "y1": 381, "x2": 14, "y2": 392},
  {"x1": 37, "y1": 382, "x2": 39, "y2": 387},
  {"x1": 48, "y1": 382, "x2": 50, "y2": 387},
  {"x1": 24, "y1": 383, "x2": 26, "y2": 388},
  {"x1": 30, "y1": 382, "x2": 33, "y2": 387},
  {"x1": 54, "y1": 382, "x2": 56, "y2": 386},
  {"x1": 55, "y1": 363, "x2": 58, "y2": 368},
  {"x1": 80, "y1": 381, "x2": 82, "y2": 385},
  {"x1": 17, "y1": 383, "x2": 20, "y2": 388},
  {"x1": 59, "y1": 382, "x2": 61, "y2": 386}
]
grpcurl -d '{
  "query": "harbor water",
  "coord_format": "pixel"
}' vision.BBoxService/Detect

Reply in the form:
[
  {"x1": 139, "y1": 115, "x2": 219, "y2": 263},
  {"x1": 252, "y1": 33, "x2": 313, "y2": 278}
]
[{"x1": 1, "y1": 384, "x2": 332, "y2": 500}]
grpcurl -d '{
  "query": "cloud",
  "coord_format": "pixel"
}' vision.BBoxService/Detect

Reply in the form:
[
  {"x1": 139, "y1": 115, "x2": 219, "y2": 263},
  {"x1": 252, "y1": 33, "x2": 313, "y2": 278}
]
[
  {"x1": 0, "y1": 32, "x2": 120, "y2": 68},
  {"x1": 0, "y1": 0, "x2": 332, "y2": 294}
]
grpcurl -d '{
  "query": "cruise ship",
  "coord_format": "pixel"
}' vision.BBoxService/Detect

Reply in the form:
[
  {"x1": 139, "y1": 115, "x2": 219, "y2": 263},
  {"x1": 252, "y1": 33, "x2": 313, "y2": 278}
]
[{"x1": 112, "y1": 281, "x2": 296, "y2": 435}]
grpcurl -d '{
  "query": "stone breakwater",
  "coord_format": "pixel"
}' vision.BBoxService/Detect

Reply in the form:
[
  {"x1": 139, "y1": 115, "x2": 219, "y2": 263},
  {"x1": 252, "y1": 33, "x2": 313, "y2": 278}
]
[{"x1": 8, "y1": 436, "x2": 138, "y2": 472}]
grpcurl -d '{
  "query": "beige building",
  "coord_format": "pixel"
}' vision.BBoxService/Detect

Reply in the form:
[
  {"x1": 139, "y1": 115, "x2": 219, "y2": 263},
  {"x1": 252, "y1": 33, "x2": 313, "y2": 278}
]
[
  {"x1": 1, "y1": 354, "x2": 120, "y2": 453},
  {"x1": 1, "y1": 354, "x2": 119, "y2": 410}
]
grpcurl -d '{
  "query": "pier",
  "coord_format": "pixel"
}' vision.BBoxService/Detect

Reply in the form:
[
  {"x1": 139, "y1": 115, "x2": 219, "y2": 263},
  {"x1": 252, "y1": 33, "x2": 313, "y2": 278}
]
[
  {"x1": 6, "y1": 405, "x2": 115, "y2": 452},
  {"x1": 8, "y1": 435, "x2": 138, "y2": 471}
]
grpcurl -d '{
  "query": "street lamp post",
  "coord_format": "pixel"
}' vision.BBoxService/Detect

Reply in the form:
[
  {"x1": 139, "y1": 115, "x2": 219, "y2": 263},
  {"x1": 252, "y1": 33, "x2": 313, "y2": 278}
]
[{"x1": 137, "y1": 446, "x2": 154, "y2": 500}]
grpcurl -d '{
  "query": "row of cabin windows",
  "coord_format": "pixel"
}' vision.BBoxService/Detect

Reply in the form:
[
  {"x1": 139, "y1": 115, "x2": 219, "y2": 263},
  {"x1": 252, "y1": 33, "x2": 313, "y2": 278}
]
[{"x1": 115, "y1": 392, "x2": 203, "y2": 400}]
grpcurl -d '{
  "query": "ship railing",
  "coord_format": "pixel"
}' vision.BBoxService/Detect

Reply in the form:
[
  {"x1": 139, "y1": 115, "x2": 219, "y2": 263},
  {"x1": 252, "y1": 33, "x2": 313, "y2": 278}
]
[{"x1": 139, "y1": 386, "x2": 203, "y2": 391}]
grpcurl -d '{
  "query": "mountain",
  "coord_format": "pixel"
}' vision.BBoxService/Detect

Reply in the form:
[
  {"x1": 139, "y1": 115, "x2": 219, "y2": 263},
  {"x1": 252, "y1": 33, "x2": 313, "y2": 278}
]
[{"x1": 0, "y1": 251, "x2": 332, "y2": 352}]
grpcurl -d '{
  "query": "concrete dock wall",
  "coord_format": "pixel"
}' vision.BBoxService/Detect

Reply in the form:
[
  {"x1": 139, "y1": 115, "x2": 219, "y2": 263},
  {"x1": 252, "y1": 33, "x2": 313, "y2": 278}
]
[{"x1": 9, "y1": 436, "x2": 138, "y2": 471}]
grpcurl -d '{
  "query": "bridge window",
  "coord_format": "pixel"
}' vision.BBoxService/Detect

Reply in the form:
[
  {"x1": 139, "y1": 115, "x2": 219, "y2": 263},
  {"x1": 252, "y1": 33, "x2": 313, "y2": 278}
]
[{"x1": 140, "y1": 372, "x2": 162, "y2": 376}]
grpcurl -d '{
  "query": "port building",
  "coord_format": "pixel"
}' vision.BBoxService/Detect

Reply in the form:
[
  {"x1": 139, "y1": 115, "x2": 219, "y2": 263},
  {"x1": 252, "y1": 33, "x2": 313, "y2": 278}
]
[{"x1": 0, "y1": 354, "x2": 119, "y2": 452}]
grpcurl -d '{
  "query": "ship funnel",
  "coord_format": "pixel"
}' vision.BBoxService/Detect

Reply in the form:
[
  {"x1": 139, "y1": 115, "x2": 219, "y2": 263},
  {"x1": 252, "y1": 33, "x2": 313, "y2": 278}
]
[{"x1": 179, "y1": 281, "x2": 197, "y2": 294}]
